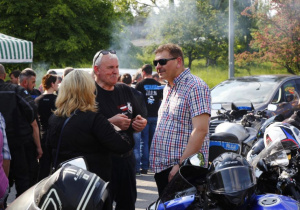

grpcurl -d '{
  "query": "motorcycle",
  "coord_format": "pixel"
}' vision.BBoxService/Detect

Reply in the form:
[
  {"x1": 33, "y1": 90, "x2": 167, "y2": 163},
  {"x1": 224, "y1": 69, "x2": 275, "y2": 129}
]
[
  {"x1": 7, "y1": 157, "x2": 109, "y2": 210},
  {"x1": 249, "y1": 122, "x2": 300, "y2": 202},
  {"x1": 209, "y1": 103, "x2": 280, "y2": 161},
  {"x1": 147, "y1": 151, "x2": 300, "y2": 210},
  {"x1": 247, "y1": 108, "x2": 300, "y2": 165}
]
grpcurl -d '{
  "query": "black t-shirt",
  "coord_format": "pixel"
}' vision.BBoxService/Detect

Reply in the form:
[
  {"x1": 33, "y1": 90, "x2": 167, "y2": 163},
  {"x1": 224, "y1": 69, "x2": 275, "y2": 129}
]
[
  {"x1": 135, "y1": 78, "x2": 163, "y2": 117},
  {"x1": 131, "y1": 87, "x2": 147, "y2": 118},
  {"x1": 95, "y1": 83, "x2": 142, "y2": 139},
  {"x1": 35, "y1": 94, "x2": 57, "y2": 133}
]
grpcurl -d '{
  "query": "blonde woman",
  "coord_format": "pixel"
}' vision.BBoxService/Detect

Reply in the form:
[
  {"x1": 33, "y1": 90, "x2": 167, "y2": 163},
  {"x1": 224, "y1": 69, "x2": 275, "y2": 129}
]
[{"x1": 47, "y1": 70, "x2": 133, "y2": 182}]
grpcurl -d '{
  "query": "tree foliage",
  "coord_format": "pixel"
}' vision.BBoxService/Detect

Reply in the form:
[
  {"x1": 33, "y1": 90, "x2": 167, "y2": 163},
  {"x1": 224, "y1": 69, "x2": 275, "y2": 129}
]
[
  {"x1": 143, "y1": 0, "x2": 254, "y2": 69},
  {"x1": 0, "y1": 0, "x2": 117, "y2": 67},
  {"x1": 144, "y1": 0, "x2": 225, "y2": 69},
  {"x1": 235, "y1": 0, "x2": 300, "y2": 74}
]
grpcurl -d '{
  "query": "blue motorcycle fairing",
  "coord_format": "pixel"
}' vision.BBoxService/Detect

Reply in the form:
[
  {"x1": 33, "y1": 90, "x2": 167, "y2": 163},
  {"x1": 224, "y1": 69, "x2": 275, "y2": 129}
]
[
  {"x1": 249, "y1": 194, "x2": 300, "y2": 210},
  {"x1": 157, "y1": 195, "x2": 195, "y2": 210}
]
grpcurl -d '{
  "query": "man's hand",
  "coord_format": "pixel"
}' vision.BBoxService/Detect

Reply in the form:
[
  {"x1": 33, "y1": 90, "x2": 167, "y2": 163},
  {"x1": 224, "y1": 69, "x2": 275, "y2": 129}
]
[
  {"x1": 168, "y1": 164, "x2": 180, "y2": 182},
  {"x1": 132, "y1": 115, "x2": 147, "y2": 132},
  {"x1": 108, "y1": 114, "x2": 131, "y2": 130},
  {"x1": 36, "y1": 147, "x2": 43, "y2": 159}
]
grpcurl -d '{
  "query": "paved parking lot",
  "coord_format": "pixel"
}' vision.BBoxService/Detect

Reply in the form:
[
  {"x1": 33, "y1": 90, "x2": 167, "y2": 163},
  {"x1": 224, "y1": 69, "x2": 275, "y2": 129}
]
[
  {"x1": 7, "y1": 172, "x2": 158, "y2": 210},
  {"x1": 136, "y1": 172, "x2": 158, "y2": 210}
]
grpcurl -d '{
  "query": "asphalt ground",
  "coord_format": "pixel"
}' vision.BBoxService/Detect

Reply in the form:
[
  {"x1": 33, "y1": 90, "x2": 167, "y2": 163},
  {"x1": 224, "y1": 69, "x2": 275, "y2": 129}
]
[{"x1": 7, "y1": 172, "x2": 158, "y2": 210}]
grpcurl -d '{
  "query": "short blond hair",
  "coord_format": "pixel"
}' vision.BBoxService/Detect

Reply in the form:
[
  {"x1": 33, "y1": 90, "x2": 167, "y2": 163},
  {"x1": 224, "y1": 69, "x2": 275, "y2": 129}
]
[{"x1": 54, "y1": 70, "x2": 97, "y2": 117}]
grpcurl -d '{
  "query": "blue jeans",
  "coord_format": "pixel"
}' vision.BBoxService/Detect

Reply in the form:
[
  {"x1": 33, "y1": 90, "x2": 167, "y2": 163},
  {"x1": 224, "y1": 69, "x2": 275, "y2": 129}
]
[
  {"x1": 141, "y1": 117, "x2": 157, "y2": 170},
  {"x1": 133, "y1": 132, "x2": 141, "y2": 173}
]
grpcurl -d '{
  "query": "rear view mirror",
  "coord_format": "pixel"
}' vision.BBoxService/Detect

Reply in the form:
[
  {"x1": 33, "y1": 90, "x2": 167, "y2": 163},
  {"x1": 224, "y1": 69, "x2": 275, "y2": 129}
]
[
  {"x1": 186, "y1": 153, "x2": 205, "y2": 167},
  {"x1": 212, "y1": 104, "x2": 222, "y2": 110},
  {"x1": 267, "y1": 104, "x2": 277, "y2": 111},
  {"x1": 58, "y1": 157, "x2": 88, "y2": 170}
]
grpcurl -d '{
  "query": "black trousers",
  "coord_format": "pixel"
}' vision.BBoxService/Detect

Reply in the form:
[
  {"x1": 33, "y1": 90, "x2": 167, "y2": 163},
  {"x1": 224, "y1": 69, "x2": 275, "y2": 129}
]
[
  {"x1": 9, "y1": 141, "x2": 38, "y2": 197},
  {"x1": 154, "y1": 167, "x2": 173, "y2": 197},
  {"x1": 110, "y1": 153, "x2": 136, "y2": 210},
  {"x1": 37, "y1": 135, "x2": 52, "y2": 181}
]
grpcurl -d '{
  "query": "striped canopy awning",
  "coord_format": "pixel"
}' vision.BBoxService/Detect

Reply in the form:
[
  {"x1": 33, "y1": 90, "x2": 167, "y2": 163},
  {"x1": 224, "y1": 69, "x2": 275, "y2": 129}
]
[{"x1": 0, "y1": 33, "x2": 33, "y2": 63}]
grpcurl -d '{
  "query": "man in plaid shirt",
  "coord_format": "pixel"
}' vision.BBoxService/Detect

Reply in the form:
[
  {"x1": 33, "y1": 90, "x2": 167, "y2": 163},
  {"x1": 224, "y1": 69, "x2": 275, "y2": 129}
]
[{"x1": 149, "y1": 43, "x2": 211, "y2": 196}]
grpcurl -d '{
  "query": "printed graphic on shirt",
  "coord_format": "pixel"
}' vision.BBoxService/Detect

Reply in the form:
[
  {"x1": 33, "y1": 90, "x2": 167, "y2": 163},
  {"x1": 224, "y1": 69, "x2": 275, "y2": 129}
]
[
  {"x1": 144, "y1": 85, "x2": 163, "y2": 104},
  {"x1": 118, "y1": 102, "x2": 132, "y2": 116},
  {"x1": 148, "y1": 96, "x2": 155, "y2": 105}
]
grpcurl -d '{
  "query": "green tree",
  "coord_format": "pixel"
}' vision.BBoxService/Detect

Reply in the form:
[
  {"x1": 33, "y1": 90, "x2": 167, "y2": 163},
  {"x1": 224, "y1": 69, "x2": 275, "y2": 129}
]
[
  {"x1": 141, "y1": 0, "x2": 254, "y2": 68},
  {"x1": 145, "y1": 0, "x2": 229, "y2": 69},
  {"x1": 0, "y1": 0, "x2": 116, "y2": 67},
  {"x1": 211, "y1": 0, "x2": 254, "y2": 53},
  {"x1": 235, "y1": 0, "x2": 300, "y2": 74}
]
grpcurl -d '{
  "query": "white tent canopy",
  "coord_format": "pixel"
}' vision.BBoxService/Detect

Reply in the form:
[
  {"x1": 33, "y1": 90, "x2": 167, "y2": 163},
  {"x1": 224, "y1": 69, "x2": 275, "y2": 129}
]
[{"x1": 0, "y1": 33, "x2": 33, "y2": 63}]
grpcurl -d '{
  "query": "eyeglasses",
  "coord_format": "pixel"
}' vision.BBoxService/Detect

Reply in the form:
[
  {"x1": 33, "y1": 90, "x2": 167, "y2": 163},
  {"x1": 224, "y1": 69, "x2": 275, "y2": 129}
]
[
  {"x1": 93, "y1": 50, "x2": 116, "y2": 66},
  {"x1": 153, "y1": 57, "x2": 177, "y2": 66}
]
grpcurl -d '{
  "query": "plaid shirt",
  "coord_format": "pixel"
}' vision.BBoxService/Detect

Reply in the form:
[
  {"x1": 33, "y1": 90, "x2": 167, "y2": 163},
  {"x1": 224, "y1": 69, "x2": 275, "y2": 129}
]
[
  {"x1": 0, "y1": 113, "x2": 11, "y2": 160},
  {"x1": 149, "y1": 68, "x2": 211, "y2": 173}
]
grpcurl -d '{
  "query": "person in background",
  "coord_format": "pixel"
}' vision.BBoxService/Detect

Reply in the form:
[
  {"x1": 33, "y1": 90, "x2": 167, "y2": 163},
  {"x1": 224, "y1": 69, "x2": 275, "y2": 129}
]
[
  {"x1": 93, "y1": 50, "x2": 147, "y2": 210},
  {"x1": 152, "y1": 72, "x2": 166, "y2": 85},
  {"x1": 149, "y1": 43, "x2": 211, "y2": 196},
  {"x1": 57, "y1": 76, "x2": 62, "y2": 84},
  {"x1": 63, "y1": 67, "x2": 74, "y2": 79},
  {"x1": 135, "y1": 64, "x2": 163, "y2": 175},
  {"x1": 19, "y1": 68, "x2": 43, "y2": 187},
  {"x1": 0, "y1": 113, "x2": 11, "y2": 209},
  {"x1": 35, "y1": 74, "x2": 59, "y2": 181},
  {"x1": 19, "y1": 68, "x2": 41, "y2": 99},
  {"x1": 120, "y1": 73, "x2": 147, "y2": 176},
  {"x1": 39, "y1": 70, "x2": 59, "y2": 93},
  {"x1": 0, "y1": 64, "x2": 37, "y2": 198},
  {"x1": 152, "y1": 73, "x2": 159, "y2": 82},
  {"x1": 9, "y1": 70, "x2": 21, "y2": 85},
  {"x1": 46, "y1": 70, "x2": 57, "y2": 75},
  {"x1": 131, "y1": 69, "x2": 143, "y2": 88},
  {"x1": 47, "y1": 70, "x2": 134, "y2": 210}
]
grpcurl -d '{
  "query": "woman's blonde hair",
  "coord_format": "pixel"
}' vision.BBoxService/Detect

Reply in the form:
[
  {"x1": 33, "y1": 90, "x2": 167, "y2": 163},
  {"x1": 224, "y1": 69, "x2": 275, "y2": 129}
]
[{"x1": 54, "y1": 70, "x2": 97, "y2": 117}]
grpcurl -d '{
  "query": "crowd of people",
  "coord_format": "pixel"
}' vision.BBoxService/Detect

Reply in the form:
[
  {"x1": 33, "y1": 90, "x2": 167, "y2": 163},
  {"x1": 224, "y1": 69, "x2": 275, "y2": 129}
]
[{"x1": 0, "y1": 43, "x2": 211, "y2": 209}]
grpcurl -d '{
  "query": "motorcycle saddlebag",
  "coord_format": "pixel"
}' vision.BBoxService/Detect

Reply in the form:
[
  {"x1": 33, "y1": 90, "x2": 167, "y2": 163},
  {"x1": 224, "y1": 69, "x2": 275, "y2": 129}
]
[
  {"x1": 209, "y1": 132, "x2": 240, "y2": 162},
  {"x1": 37, "y1": 164, "x2": 109, "y2": 210}
]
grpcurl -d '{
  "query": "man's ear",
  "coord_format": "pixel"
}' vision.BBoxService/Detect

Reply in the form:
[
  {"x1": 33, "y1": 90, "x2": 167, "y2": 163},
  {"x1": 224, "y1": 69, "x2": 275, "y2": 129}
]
[
  {"x1": 20, "y1": 79, "x2": 27, "y2": 87},
  {"x1": 176, "y1": 57, "x2": 183, "y2": 68},
  {"x1": 93, "y1": 66, "x2": 98, "y2": 74}
]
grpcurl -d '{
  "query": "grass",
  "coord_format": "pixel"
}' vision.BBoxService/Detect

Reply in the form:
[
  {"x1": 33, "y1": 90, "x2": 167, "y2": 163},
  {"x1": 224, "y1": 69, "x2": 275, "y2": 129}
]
[{"x1": 190, "y1": 60, "x2": 290, "y2": 88}]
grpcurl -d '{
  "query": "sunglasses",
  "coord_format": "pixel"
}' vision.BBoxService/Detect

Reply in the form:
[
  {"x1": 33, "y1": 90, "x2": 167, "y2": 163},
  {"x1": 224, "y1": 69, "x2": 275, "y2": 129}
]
[
  {"x1": 94, "y1": 50, "x2": 116, "y2": 66},
  {"x1": 153, "y1": 57, "x2": 177, "y2": 66}
]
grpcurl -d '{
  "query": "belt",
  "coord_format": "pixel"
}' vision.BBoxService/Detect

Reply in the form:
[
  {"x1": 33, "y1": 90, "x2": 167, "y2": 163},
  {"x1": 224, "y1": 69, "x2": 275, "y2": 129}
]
[{"x1": 114, "y1": 149, "x2": 133, "y2": 158}]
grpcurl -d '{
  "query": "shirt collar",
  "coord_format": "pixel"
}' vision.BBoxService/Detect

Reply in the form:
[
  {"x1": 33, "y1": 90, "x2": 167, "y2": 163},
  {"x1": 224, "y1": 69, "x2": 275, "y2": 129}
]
[{"x1": 167, "y1": 68, "x2": 190, "y2": 87}]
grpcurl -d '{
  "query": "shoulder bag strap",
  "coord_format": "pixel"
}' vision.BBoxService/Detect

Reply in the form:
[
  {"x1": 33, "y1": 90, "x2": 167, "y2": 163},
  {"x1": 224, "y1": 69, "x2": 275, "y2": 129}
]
[{"x1": 51, "y1": 113, "x2": 75, "y2": 174}]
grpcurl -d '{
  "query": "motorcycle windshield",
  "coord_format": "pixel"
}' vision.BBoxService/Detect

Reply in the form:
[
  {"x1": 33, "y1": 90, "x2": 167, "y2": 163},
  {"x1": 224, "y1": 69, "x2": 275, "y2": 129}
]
[
  {"x1": 160, "y1": 165, "x2": 208, "y2": 203},
  {"x1": 208, "y1": 166, "x2": 256, "y2": 194},
  {"x1": 250, "y1": 140, "x2": 294, "y2": 168}
]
